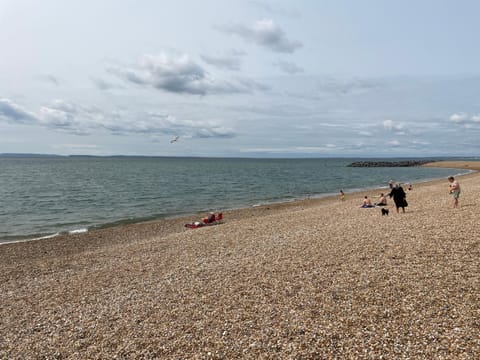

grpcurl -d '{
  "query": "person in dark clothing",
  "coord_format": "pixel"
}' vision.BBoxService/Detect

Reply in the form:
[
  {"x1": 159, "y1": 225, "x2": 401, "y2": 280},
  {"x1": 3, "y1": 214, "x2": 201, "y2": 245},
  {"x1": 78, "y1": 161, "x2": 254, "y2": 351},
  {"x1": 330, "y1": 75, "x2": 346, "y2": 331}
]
[{"x1": 388, "y1": 183, "x2": 407, "y2": 213}]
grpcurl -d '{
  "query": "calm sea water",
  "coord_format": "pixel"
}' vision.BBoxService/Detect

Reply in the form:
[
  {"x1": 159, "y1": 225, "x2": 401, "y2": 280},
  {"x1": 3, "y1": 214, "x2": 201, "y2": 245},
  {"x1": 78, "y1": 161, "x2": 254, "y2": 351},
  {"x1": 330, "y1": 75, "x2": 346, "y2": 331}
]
[{"x1": 0, "y1": 157, "x2": 466, "y2": 242}]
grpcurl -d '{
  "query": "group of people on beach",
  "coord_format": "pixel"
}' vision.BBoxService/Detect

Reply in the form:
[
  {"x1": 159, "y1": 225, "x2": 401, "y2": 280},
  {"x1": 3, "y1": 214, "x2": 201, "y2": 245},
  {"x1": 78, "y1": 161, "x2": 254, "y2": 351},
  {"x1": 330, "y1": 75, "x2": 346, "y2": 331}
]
[
  {"x1": 346, "y1": 175, "x2": 461, "y2": 213},
  {"x1": 358, "y1": 185, "x2": 407, "y2": 213},
  {"x1": 356, "y1": 181, "x2": 408, "y2": 213}
]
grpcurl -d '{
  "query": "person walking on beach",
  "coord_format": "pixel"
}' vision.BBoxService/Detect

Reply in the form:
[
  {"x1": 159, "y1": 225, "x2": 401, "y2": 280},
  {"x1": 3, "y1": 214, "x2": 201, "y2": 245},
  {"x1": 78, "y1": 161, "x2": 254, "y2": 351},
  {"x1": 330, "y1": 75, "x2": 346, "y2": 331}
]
[
  {"x1": 340, "y1": 190, "x2": 345, "y2": 201},
  {"x1": 448, "y1": 176, "x2": 461, "y2": 208},
  {"x1": 388, "y1": 183, "x2": 407, "y2": 213}
]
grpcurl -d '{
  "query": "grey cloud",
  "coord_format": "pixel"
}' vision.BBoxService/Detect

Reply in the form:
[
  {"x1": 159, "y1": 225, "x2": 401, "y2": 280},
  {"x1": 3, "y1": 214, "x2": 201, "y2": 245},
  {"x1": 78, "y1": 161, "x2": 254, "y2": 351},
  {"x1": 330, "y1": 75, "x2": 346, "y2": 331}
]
[
  {"x1": 0, "y1": 98, "x2": 38, "y2": 124},
  {"x1": 141, "y1": 54, "x2": 206, "y2": 94},
  {"x1": 236, "y1": 78, "x2": 270, "y2": 92},
  {"x1": 200, "y1": 52, "x2": 243, "y2": 71},
  {"x1": 275, "y1": 60, "x2": 304, "y2": 74},
  {"x1": 217, "y1": 19, "x2": 302, "y2": 53},
  {"x1": 108, "y1": 67, "x2": 147, "y2": 86},
  {"x1": 91, "y1": 77, "x2": 124, "y2": 90},
  {"x1": 109, "y1": 53, "x2": 267, "y2": 95},
  {"x1": 37, "y1": 74, "x2": 61, "y2": 86},
  {"x1": 0, "y1": 98, "x2": 91, "y2": 135}
]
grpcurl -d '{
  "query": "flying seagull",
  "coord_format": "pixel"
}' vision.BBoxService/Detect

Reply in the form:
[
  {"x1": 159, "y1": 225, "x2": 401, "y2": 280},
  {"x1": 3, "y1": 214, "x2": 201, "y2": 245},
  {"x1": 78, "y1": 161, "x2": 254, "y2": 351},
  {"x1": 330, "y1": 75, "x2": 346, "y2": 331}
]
[{"x1": 170, "y1": 136, "x2": 180, "y2": 143}]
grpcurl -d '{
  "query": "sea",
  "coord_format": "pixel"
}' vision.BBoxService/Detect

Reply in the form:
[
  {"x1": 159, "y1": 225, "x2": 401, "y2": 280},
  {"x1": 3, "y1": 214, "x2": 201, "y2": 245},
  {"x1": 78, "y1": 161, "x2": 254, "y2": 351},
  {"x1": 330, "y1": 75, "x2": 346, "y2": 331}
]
[{"x1": 0, "y1": 156, "x2": 470, "y2": 243}]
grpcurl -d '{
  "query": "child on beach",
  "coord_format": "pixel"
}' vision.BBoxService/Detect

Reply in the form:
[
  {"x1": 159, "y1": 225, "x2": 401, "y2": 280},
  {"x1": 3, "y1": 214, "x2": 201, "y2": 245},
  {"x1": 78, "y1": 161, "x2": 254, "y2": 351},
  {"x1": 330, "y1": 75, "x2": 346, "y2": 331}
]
[
  {"x1": 340, "y1": 190, "x2": 345, "y2": 201},
  {"x1": 448, "y1": 176, "x2": 461, "y2": 208}
]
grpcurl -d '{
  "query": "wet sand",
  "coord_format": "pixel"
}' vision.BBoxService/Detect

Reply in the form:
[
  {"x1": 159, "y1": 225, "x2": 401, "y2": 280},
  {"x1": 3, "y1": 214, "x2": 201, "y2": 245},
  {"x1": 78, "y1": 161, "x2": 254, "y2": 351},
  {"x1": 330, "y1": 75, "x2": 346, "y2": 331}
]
[{"x1": 1, "y1": 161, "x2": 479, "y2": 358}]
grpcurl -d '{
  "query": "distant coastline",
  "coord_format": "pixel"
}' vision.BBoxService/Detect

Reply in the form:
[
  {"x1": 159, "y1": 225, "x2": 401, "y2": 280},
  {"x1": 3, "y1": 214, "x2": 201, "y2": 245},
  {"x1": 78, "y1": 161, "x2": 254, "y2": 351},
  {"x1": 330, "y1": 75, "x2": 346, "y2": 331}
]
[{"x1": 1, "y1": 153, "x2": 478, "y2": 160}]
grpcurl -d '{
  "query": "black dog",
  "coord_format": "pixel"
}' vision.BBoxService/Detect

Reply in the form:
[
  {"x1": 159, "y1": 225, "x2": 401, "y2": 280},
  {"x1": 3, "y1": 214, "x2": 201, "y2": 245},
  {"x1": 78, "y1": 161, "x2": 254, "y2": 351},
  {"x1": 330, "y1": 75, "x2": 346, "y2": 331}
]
[{"x1": 381, "y1": 208, "x2": 389, "y2": 216}]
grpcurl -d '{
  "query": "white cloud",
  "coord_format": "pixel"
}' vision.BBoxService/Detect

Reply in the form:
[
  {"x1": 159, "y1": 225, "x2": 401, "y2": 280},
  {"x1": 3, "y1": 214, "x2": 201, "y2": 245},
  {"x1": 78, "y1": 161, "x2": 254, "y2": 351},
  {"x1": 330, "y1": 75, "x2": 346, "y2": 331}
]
[
  {"x1": 449, "y1": 112, "x2": 480, "y2": 126},
  {"x1": 387, "y1": 140, "x2": 401, "y2": 146},
  {"x1": 0, "y1": 98, "x2": 236, "y2": 139},
  {"x1": 217, "y1": 19, "x2": 302, "y2": 53},
  {"x1": 449, "y1": 112, "x2": 469, "y2": 123},
  {"x1": 383, "y1": 119, "x2": 404, "y2": 132},
  {"x1": 146, "y1": 112, "x2": 235, "y2": 138},
  {"x1": 411, "y1": 140, "x2": 430, "y2": 146}
]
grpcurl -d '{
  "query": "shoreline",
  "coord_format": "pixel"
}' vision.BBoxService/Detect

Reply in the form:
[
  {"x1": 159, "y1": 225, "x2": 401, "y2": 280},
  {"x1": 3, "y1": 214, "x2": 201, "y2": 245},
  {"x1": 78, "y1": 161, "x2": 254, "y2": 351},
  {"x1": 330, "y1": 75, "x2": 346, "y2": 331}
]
[
  {"x1": 1, "y1": 161, "x2": 478, "y2": 255},
  {"x1": 1, "y1": 160, "x2": 477, "y2": 248}
]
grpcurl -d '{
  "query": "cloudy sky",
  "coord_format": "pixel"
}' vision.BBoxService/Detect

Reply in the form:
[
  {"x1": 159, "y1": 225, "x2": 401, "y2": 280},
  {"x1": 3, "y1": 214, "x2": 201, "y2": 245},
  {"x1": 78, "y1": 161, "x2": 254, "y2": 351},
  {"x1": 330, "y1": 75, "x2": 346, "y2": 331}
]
[{"x1": 1, "y1": 0, "x2": 480, "y2": 157}]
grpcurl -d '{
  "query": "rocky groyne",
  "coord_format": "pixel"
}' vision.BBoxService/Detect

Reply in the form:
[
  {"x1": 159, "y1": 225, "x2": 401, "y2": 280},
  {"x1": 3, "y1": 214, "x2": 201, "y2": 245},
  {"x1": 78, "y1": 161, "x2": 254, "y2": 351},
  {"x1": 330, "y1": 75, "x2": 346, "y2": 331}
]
[{"x1": 348, "y1": 160, "x2": 435, "y2": 167}]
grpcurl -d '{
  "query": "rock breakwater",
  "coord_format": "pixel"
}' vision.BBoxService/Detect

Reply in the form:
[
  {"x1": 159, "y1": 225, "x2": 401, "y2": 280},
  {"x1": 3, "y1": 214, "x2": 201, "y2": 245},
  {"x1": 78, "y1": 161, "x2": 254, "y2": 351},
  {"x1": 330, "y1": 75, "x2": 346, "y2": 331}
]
[{"x1": 348, "y1": 160, "x2": 435, "y2": 167}]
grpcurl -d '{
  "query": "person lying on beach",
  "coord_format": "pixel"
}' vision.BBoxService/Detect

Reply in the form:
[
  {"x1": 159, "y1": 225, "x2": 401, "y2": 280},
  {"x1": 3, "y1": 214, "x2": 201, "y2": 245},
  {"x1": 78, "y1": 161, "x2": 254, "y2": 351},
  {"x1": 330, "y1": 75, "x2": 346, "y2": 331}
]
[
  {"x1": 203, "y1": 212, "x2": 216, "y2": 224},
  {"x1": 185, "y1": 212, "x2": 223, "y2": 228},
  {"x1": 360, "y1": 196, "x2": 374, "y2": 208}
]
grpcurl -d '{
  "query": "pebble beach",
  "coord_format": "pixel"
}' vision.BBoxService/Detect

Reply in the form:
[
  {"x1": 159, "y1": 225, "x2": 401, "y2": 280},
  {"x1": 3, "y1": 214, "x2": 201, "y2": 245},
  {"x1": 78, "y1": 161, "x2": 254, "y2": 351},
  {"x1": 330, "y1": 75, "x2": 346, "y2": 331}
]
[{"x1": 1, "y1": 161, "x2": 479, "y2": 359}]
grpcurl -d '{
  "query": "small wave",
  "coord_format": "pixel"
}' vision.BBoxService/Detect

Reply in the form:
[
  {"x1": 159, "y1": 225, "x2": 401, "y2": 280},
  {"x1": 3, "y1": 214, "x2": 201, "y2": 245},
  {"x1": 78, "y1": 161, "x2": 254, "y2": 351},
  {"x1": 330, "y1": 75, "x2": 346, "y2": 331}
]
[
  {"x1": 33, "y1": 232, "x2": 61, "y2": 240},
  {"x1": 0, "y1": 232, "x2": 61, "y2": 245},
  {"x1": 68, "y1": 228, "x2": 88, "y2": 235},
  {"x1": 0, "y1": 227, "x2": 89, "y2": 245}
]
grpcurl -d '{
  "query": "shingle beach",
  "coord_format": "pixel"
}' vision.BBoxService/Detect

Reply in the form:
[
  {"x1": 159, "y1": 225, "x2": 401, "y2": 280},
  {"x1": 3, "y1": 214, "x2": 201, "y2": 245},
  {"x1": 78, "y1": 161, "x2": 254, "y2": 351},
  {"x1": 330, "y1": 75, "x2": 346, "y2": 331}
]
[{"x1": 1, "y1": 161, "x2": 479, "y2": 359}]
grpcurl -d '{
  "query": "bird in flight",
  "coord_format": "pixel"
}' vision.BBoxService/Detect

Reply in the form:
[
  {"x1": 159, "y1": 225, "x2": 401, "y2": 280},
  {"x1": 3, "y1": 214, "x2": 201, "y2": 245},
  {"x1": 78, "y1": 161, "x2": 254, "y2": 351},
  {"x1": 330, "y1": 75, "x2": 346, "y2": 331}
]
[{"x1": 170, "y1": 136, "x2": 180, "y2": 143}]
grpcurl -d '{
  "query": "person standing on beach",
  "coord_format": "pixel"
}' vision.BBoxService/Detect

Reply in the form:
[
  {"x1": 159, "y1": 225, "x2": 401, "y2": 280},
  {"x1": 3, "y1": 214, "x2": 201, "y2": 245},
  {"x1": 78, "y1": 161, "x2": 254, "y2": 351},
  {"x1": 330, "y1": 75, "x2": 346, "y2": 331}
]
[
  {"x1": 448, "y1": 176, "x2": 461, "y2": 208},
  {"x1": 340, "y1": 190, "x2": 345, "y2": 201},
  {"x1": 388, "y1": 183, "x2": 407, "y2": 213}
]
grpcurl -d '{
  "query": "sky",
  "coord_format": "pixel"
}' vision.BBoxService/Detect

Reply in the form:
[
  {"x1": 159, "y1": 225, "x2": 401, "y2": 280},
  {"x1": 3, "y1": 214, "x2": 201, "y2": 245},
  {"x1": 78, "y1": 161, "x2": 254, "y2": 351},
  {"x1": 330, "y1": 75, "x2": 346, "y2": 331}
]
[{"x1": 1, "y1": 0, "x2": 480, "y2": 158}]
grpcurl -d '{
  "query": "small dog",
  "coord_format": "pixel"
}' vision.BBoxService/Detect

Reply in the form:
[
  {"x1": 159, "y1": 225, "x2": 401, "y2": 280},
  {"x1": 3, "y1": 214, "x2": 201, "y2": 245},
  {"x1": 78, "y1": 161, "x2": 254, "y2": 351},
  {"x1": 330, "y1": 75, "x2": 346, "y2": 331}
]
[{"x1": 381, "y1": 208, "x2": 389, "y2": 216}]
